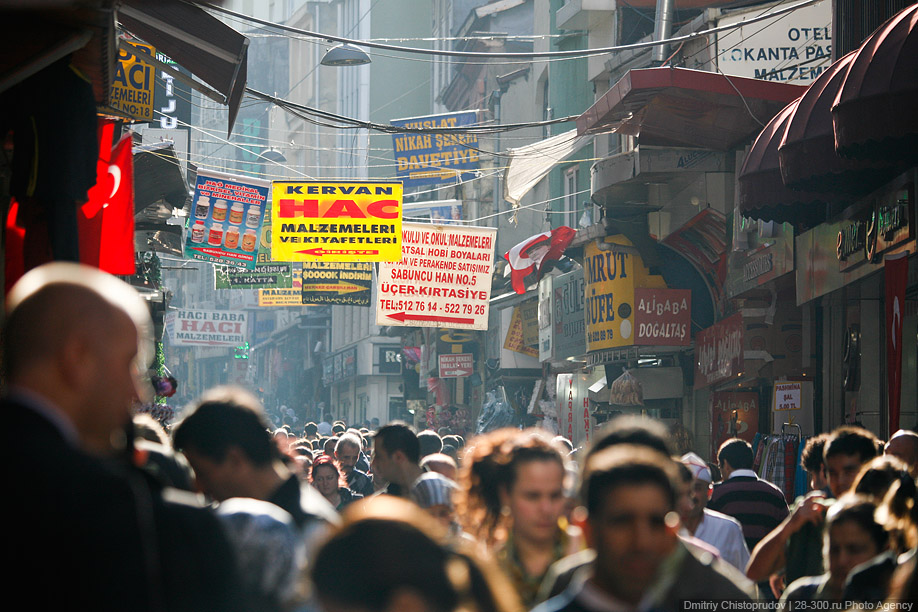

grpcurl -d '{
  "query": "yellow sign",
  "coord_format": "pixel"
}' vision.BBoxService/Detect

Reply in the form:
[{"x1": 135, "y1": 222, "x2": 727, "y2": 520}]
[
  {"x1": 111, "y1": 41, "x2": 155, "y2": 121},
  {"x1": 583, "y1": 236, "x2": 666, "y2": 351},
  {"x1": 271, "y1": 181, "x2": 403, "y2": 262},
  {"x1": 258, "y1": 267, "x2": 303, "y2": 307},
  {"x1": 503, "y1": 305, "x2": 538, "y2": 357}
]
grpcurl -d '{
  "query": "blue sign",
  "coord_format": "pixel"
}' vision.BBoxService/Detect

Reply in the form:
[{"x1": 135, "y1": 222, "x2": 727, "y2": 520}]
[{"x1": 391, "y1": 111, "x2": 481, "y2": 187}]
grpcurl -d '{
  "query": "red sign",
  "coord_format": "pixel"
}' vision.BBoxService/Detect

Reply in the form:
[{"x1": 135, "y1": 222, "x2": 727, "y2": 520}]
[
  {"x1": 695, "y1": 312, "x2": 744, "y2": 389},
  {"x1": 634, "y1": 288, "x2": 691, "y2": 346},
  {"x1": 885, "y1": 253, "x2": 908, "y2": 431},
  {"x1": 438, "y1": 353, "x2": 474, "y2": 378},
  {"x1": 710, "y1": 391, "x2": 759, "y2": 461}
]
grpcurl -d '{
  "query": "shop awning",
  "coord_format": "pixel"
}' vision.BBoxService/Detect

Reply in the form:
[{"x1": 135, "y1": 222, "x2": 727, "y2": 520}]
[
  {"x1": 576, "y1": 67, "x2": 805, "y2": 150},
  {"x1": 117, "y1": 1, "x2": 248, "y2": 135},
  {"x1": 737, "y1": 99, "x2": 839, "y2": 227},
  {"x1": 832, "y1": 3, "x2": 918, "y2": 163},
  {"x1": 503, "y1": 129, "x2": 591, "y2": 206},
  {"x1": 778, "y1": 50, "x2": 902, "y2": 194},
  {"x1": 133, "y1": 142, "x2": 188, "y2": 212}
]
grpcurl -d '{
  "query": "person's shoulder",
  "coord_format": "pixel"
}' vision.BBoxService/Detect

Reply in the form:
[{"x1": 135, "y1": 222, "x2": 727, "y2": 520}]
[
  {"x1": 531, "y1": 579, "x2": 589, "y2": 612},
  {"x1": 682, "y1": 542, "x2": 756, "y2": 599},
  {"x1": 781, "y1": 574, "x2": 826, "y2": 603},
  {"x1": 703, "y1": 508, "x2": 745, "y2": 530}
]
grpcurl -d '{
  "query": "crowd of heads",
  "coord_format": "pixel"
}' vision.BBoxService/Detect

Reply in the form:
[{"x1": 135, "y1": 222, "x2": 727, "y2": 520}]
[{"x1": 5, "y1": 263, "x2": 917, "y2": 612}]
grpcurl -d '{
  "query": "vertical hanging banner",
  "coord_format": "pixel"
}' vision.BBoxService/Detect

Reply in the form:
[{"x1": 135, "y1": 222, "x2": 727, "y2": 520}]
[
  {"x1": 885, "y1": 253, "x2": 908, "y2": 432},
  {"x1": 376, "y1": 222, "x2": 497, "y2": 330},
  {"x1": 271, "y1": 180, "x2": 403, "y2": 262},
  {"x1": 185, "y1": 170, "x2": 271, "y2": 269},
  {"x1": 111, "y1": 40, "x2": 155, "y2": 121}
]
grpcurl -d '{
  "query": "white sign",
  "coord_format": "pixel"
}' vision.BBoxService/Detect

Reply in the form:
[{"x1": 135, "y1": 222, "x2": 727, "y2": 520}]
[
  {"x1": 171, "y1": 309, "x2": 247, "y2": 347},
  {"x1": 376, "y1": 222, "x2": 496, "y2": 330},
  {"x1": 556, "y1": 372, "x2": 596, "y2": 450},
  {"x1": 772, "y1": 380, "x2": 815, "y2": 436},
  {"x1": 716, "y1": 0, "x2": 832, "y2": 84},
  {"x1": 774, "y1": 381, "x2": 801, "y2": 411}
]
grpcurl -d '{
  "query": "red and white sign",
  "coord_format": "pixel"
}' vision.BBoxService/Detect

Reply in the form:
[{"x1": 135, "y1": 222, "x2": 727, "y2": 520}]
[
  {"x1": 694, "y1": 312, "x2": 744, "y2": 389},
  {"x1": 171, "y1": 309, "x2": 247, "y2": 347},
  {"x1": 376, "y1": 222, "x2": 497, "y2": 330},
  {"x1": 634, "y1": 288, "x2": 691, "y2": 346},
  {"x1": 438, "y1": 353, "x2": 474, "y2": 378}
]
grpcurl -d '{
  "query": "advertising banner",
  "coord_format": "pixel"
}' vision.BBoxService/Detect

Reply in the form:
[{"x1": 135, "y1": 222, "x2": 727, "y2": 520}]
[
  {"x1": 391, "y1": 111, "x2": 481, "y2": 187},
  {"x1": 301, "y1": 262, "x2": 372, "y2": 307},
  {"x1": 557, "y1": 373, "x2": 596, "y2": 449},
  {"x1": 438, "y1": 353, "x2": 474, "y2": 378},
  {"x1": 172, "y1": 309, "x2": 247, "y2": 347},
  {"x1": 539, "y1": 272, "x2": 587, "y2": 362},
  {"x1": 111, "y1": 40, "x2": 155, "y2": 121},
  {"x1": 185, "y1": 169, "x2": 271, "y2": 269},
  {"x1": 271, "y1": 180, "x2": 402, "y2": 262},
  {"x1": 633, "y1": 288, "x2": 691, "y2": 346},
  {"x1": 377, "y1": 346, "x2": 403, "y2": 375},
  {"x1": 716, "y1": 0, "x2": 831, "y2": 84},
  {"x1": 258, "y1": 267, "x2": 304, "y2": 307},
  {"x1": 584, "y1": 238, "x2": 667, "y2": 351},
  {"x1": 215, "y1": 213, "x2": 294, "y2": 290},
  {"x1": 376, "y1": 223, "x2": 497, "y2": 330},
  {"x1": 503, "y1": 304, "x2": 539, "y2": 358},
  {"x1": 694, "y1": 312, "x2": 744, "y2": 389},
  {"x1": 772, "y1": 381, "x2": 815, "y2": 435}
]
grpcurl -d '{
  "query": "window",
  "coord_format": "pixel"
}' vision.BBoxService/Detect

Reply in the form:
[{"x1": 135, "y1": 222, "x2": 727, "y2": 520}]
[{"x1": 564, "y1": 166, "x2": 579, "y2": 227}]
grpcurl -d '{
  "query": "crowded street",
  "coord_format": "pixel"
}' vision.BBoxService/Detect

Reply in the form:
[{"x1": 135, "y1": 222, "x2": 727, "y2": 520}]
[{"x1": 2, "y1": 0, "x2": 917, "y2": 610}]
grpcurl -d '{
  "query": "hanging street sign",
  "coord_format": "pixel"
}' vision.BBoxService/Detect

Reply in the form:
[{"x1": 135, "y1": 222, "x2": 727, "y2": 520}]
[
  {"x1": 376, "y1": 222, "x2": 497, "y2": 330},
  {"x1": 301, "y1": 261, "x2": 373, "y2": 307}
]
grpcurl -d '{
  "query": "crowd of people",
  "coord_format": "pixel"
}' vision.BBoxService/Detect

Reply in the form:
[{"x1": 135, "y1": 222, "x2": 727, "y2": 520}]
[{"x1": 5, "y1": 262, "x2": 918, "y2": 612}]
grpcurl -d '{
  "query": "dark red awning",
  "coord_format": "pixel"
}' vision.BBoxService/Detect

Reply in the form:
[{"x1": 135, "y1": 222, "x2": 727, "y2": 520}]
[
  {"x1": 833, "y1": 3, "x2": 918, "y2": 162},
  {"x1": 738, "y1": 98, "x2": 845, "y2": 226},
  {"x1": 778, "y1": 51, "x2": 901, "y2": 194},
  {"x1": 577, "y1": 67, "x2": 804, "y2": 150}
]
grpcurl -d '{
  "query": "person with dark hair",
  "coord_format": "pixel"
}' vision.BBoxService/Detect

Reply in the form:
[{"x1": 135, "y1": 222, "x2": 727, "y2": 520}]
[
  {"x1": 800, "y1": 433, "x2": 831, "y2": 494},
  {"x1": 707, "y1": 438, "x2": 789, "y2": 552},
  {"x1": 335, "y1": 432, "x2": 374, "y2": 496},
  {"x1": 884, "y1": 429, "x2": 918, "y2": 477},
  {"x1": 172, "y1": 385, "x2": 337, "y2": 534},
  {"x1": 303, "y1": 421, "x2": 318, "y2": 440},
  {"x1": 455, "y1": 428, "x2": 582, "y2": 608},
  {"x1": 323, "y1": 435, "x2": 339, "y2": 457},
  {"x1": 311, "y1": 455, "x2": 363, "y2": 511},
  {"x1": 331, "y1": 422, "x2": 346, "y2": 436},
  {"x1": 780, "y1": 495, "x2": 891, "y2": 604},
  {"x1": 311, "y1": 496, "x2": 523, "y2": 612},
  {"x1": 371, "y1": 421, "x2": 424, "y2": 497},
  {"x1": 748, "y1": 426, "x2": 880, "y2": 589},
  {"x1": 852, "y1": 455, "x2": 912, "y2": 500},
  {"x1": 418, "y1": 428, "x2": 444, "y2": 458},
  {"x1": 533, "y1": 446, "x2": 753, "y2": 612},
  {"x1": 586, "y1": 414, "x2": 673, "y2": 459}
]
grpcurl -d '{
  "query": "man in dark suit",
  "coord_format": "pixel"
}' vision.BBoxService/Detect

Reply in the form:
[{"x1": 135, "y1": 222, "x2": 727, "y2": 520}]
[{"x1": 2, "y1": 262, "x2": 242, "y2": 612}]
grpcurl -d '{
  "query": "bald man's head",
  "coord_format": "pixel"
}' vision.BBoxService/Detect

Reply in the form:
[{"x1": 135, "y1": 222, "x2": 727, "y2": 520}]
[
  {"x1": 5, "y1": 263, "x2": 154, "y2": 453},
  {"x1": 885, "y1": 430, "x2": 918, "y2": 476}
]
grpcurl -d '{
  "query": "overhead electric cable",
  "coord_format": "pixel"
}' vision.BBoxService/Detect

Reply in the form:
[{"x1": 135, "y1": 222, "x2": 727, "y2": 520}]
[{"x1": 199, "y1": 0, "x2": 822, "y2": 60}]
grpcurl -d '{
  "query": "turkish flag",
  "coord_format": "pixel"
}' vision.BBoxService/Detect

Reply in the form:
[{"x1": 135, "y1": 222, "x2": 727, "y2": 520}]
[
  {"x1": 884, "y1": 253, "x2": 908, "y2": 432},
  {"x1": 78, "y1": 119, "x2": 135, "y2": 274},
  {"x1": 504, "y1": 226, "x2": 576, "y2": 294}
]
